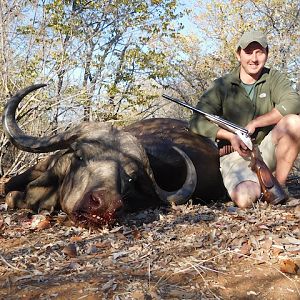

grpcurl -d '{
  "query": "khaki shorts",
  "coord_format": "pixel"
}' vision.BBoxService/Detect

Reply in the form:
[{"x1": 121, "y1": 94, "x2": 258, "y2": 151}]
[{"x1": 220, "y1": 131, "x2": 276, "y2": 196}]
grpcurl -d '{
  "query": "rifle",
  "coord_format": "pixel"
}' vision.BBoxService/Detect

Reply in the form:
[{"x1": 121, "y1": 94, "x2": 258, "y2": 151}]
[
  {"x1": 162, "y1": 93, "x2": 287, "y2": 205},
  {"x1": 250, "y1": 146, "x2": 288, "y2": 204},
  {"x1": 162, "y1": 94, "x2": 252, "y2": 150}
]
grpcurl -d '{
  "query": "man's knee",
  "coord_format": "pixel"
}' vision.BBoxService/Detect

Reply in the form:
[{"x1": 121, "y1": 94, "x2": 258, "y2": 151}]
[
  {"x1": 230, "y1": 181, "x2": 261, "y2": 208},
  {"x1": 274, "y1": 114, "x2": 300, "y2": 139}
]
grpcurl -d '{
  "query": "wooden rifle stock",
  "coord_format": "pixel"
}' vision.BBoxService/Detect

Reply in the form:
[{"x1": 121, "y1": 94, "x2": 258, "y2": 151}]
[{"x1": 250, "y1": 145, "x2": 287, "y2": 205}]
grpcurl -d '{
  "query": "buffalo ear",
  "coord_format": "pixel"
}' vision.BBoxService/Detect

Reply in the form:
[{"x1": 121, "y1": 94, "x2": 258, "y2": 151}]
[
  {"x1": 24, "y1": 169, "x2": 60, "y2": 212},
  {"x1": 5, "y1": 191, "x2": 26, "y2": 209},
  {"x1": 5, "y1": 155, "x2": 57, "y2": 194}
]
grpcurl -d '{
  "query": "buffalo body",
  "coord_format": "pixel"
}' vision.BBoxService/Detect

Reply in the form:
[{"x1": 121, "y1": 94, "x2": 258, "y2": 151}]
[{"x1": 3, "y1": 85, "x2": 226, "y2": 226}]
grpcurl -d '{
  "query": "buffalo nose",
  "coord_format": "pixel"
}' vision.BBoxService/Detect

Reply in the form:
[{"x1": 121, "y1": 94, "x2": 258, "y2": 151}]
[{"x1": 89, "y1": 191, "x2": 103, "y2": 208}]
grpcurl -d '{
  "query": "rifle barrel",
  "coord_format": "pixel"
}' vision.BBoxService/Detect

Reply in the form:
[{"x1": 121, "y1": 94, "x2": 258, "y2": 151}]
[
  {"x1": 162, "y1": 94, "x2": 248, "y2": 135},
  {"x1": 162, "y1": 93, "x2": 252, "y2": 150},
  {"x1": 162, "y1": 94, "x2": 210, "y2": 118}
]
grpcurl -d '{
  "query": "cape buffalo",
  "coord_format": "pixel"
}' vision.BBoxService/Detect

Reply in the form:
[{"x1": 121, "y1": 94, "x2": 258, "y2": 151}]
[{"x1": 2, "y1": 84, "x2": 227, "y2": 227}]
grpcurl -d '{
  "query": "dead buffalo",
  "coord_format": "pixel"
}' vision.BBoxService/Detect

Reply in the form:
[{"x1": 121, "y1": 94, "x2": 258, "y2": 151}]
[{"x1": 2, "y1": 84, "x2": 226, "y2": 226}]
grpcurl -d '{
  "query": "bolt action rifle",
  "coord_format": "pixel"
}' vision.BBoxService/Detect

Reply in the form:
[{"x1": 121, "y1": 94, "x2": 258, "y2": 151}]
[{"x1": 162, "y1": 94, "x2": 287, "y2": 205}]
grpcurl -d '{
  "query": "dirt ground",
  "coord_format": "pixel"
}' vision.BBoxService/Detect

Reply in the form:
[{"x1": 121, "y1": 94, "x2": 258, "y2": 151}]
[{"x1": 0, "y1": 174, "x2": 300, "y2": 299}]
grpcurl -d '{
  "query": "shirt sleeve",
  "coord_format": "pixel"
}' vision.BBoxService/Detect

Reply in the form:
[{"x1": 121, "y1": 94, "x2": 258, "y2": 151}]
[
  {"x1": 271, "y1": 70, "x2": 300, "y2": 115},
  {"x1": 189, "y1": 79, "x2": 223, "y2": 140}
]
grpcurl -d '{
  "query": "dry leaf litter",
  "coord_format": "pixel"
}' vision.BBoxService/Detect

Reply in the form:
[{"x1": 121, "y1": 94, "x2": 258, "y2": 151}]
[{"x1": 0, "y1": 170, "x2": 299, "y2": 299}]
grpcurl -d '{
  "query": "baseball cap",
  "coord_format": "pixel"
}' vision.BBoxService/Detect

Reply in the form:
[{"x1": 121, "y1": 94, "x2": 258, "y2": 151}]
[{"x1": 237, "y1": 30, "x2": 268, "y2": 50}]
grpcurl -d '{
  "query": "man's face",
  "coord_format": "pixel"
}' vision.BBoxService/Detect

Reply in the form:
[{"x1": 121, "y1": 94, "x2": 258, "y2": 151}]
[{"x1": 236, "y1": 42, "x2": 268, "y2": 78}]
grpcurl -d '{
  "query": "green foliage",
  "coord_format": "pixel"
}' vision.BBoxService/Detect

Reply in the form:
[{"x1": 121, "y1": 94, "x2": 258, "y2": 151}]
[
  {"x1": 194, "y1": 0, "x2": 299, "y2": 78},
  {"x1": 0, "y1": 0, "x2": 298, "y2": 176},
  {"x1": 0, "y1": 0, "x2": 186, "y2": 126}
]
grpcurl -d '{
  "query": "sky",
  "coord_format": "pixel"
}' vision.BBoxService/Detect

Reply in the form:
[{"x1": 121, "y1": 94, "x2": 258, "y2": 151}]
[
  {"x1": 175, "y1": 0, "x2": 218, "y2": 54},
  {"x1": 177, "y1": 0, "x2": 200, "y2": 35}
]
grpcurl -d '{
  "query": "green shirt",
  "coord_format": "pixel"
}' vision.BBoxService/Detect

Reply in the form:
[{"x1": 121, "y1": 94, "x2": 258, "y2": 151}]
[
  {"x1": 241, "y1": 82, "x2": 255, "y2": 101},
  {"x1": 189, "y1": 66, "x2": 300, "y2": 144}
]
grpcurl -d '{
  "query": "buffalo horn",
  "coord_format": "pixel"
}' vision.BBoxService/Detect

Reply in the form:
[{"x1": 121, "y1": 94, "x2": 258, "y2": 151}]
[
  {"x1": 3, "y1": 84, "x2": 79, "y2": 153},
  {"x1": 154, "y1": 146, "x2": 197, "y2": 205}
]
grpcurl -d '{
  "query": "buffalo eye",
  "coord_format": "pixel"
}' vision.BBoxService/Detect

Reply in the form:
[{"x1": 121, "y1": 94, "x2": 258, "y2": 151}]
[
  {"x1": 127, "y1": 173, "x2": 137, "y2": 183},
  {"x1": 121, "y1": 172, "x2": 136, "y2": 195},
  {"x1": 74, "y1": 151, "x2": 84, "y2": 161}
]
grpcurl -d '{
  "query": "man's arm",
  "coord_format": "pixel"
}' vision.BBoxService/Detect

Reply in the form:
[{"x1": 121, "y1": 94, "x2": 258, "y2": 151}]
[
  {"x1": 246, "y1": 108, "x2": 283, "y2": 135},
  {"x1": 216, "y1": 128, "x2": 249, "y2": 156},
  {"x1": 270, "y1": 69, "x2": 300, "y2": 116},
  {"x1": 216, "y1": 108, "x2": 283, "y2": 157},
  {"x1": 189, "y1": 80, "x2": 223, "y2": 140}
]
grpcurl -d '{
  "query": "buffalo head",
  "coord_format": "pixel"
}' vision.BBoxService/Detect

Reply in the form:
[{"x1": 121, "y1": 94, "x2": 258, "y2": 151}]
[{"x1": 3, "y1": 84, "x2": 198, "y2": 226}]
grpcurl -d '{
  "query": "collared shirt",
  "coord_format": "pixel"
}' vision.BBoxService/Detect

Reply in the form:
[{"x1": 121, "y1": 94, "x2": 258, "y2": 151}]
[
  {"x1": 189, "y1": 66, "x2": 300, "y2": 144},
  {"x1": 241, "y1": 82, "x2": 255, "y2": 101}
]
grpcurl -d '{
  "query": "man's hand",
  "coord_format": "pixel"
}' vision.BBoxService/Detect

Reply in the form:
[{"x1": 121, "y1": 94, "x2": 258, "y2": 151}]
[
  {"x1": 246, "y1": 108, "x2": 283, "y2": 135},
  {"x1": 229, "y1": 134, "x2": 250, "y2": 157},
  {"x1": 217, "y1": 128, "x2": 250, "y2": 157},
  {"x1": 245, "y1": 120, "x2": 257, "y2": 135}
]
